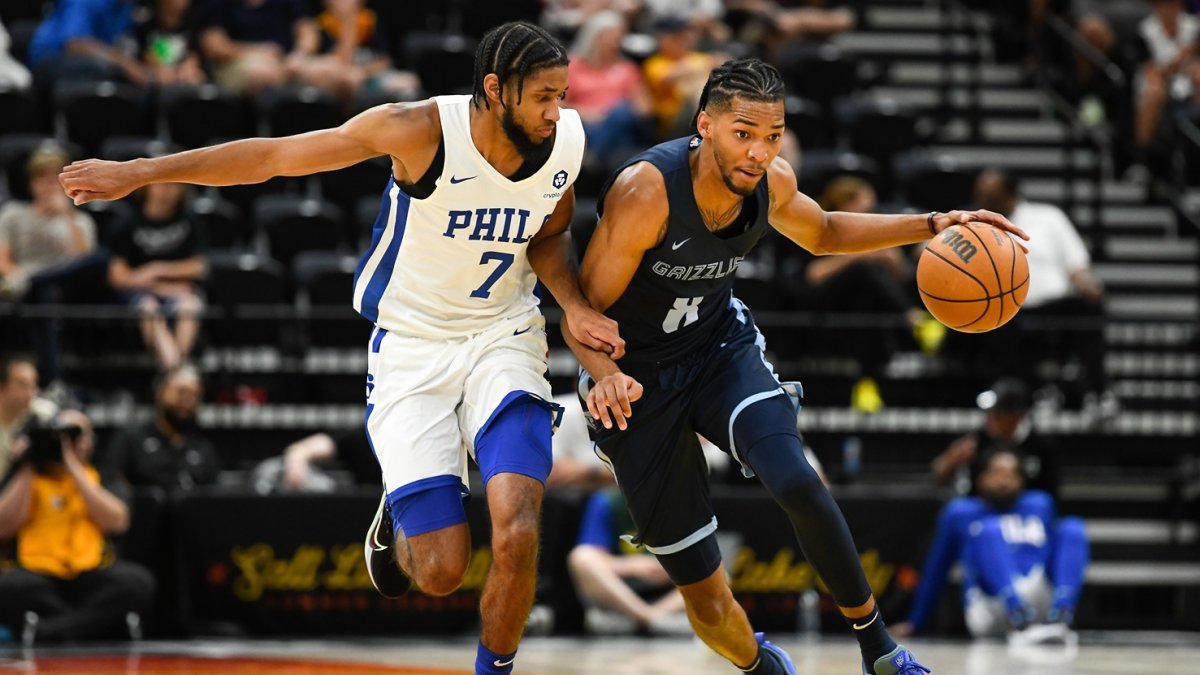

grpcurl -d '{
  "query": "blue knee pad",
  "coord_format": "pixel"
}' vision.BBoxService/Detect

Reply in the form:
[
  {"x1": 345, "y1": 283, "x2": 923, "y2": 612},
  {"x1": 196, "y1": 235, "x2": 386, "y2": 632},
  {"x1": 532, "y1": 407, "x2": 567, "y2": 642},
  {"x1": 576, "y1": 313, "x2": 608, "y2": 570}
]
[
  {"x1": 474, "y1": 392, "x2": 558, "y2": 488},
  {"x1": 386, "y1": 476, "x2": 469, "y2": 539}
]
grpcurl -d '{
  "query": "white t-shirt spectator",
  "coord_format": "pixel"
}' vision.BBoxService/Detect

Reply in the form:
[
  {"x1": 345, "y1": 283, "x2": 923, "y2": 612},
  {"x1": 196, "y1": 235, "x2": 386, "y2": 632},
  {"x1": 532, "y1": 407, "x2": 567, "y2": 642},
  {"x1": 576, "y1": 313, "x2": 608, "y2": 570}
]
[
  {"x1": 1009, "y1": 200, "x2": 1091, "y2": 308},
  {"x1": 1139, "y1": 10, "x2": 1200, "y2": 100}
]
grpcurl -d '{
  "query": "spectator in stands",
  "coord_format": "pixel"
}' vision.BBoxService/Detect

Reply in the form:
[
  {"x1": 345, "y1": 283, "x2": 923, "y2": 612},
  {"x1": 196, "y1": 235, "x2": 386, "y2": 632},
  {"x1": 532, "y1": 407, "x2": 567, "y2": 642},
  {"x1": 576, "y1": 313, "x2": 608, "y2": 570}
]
[
  {"x1": 0, "y1": 409, "x2": 155, "y2": 644},
  {"x1": 134, "y1": 0, "x2": 206, "y2": 86},
  {"x1": 101, "y1": 364, "x2": 218, "y2": 492},
  {"x1": 107, "y1": 181, "x2": 206, "y2": 372},
  {"x1": 0, "y1": 355, "x2": 56, "y2": 480},
  {"x1": 638, "y1": 0, "x2": 731, "y2": 44},
  {"x1": 195, "y1": 0, "x2": 319, "y2": 95},
  {"x1": 641, "y1": 16, "x2": 722, "y2": 139},
  {"x1": 26, "y1": 0, "x2": 146, "y2": 86},
  {"x1": 540, "y1": 0, "x2": 640, "y2": 35},
  {"x1": 973, "y1": 168, "x2": 1116, "y2": 423},
  {"x1": 0, "y1": 19, "x2": 33, "y2": 90},
  {"x1": 0, "y1": 146, "x2": 107, "y2": 388},
  {"x1": 893, "y1": 449, "x2": 1089, "y2": 645},
  {"x1": 567, "y1": 486, "x2": 692, "y2": 636},
  {"x1": 724, "y1": 0, "x2": 854, "y2": 61},
  {"x1": 547, "y1": 393, "x2": 614, "y2": 490},
  {"x1": 931, "y1": 378, "x2": 1062, "y2": 500},
  {"x1": 566, "y1": 12, "x2": 653, "y2": 164},
  {"x1": 298, "y1": 0, "x2": 419, "y2": 104},
  {"x1": 257, "y1": 429, "x2": 379, "y2": 493},
  {"x1": 0, "y1": 147, "x2": 99, "y2": 302},
  {"x1": 783, "y1": 176, "x2": 944, "y2": 413},
  {"x1": 1132, "y1": 0, "x2": 1200, "y2": 163}
]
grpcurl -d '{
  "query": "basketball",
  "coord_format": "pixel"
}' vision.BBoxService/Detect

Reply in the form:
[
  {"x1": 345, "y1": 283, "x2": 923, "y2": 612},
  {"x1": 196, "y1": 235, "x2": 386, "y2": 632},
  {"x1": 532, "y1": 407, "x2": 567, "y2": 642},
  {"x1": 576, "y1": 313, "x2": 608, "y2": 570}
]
[{"x1": 917, "y1": 222, "x2": 1029, "y2": 333}]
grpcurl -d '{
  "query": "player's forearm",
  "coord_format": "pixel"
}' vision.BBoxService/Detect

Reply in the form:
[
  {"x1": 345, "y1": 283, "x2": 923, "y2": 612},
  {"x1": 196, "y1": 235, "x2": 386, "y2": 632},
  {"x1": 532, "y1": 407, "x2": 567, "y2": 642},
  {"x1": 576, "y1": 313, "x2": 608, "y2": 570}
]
[
  {"x1": 528, "y1": 231, "x2": 590, "y2": 314},
  {"x1": 817, "y1": 211, "x2": 931, "y2": 255},
  {"x1": 561, "y1": 315, "x2": 621, "y2": 380},
  {"x1": 128, "y1": 139, "x2": 291, "y2": 188}
]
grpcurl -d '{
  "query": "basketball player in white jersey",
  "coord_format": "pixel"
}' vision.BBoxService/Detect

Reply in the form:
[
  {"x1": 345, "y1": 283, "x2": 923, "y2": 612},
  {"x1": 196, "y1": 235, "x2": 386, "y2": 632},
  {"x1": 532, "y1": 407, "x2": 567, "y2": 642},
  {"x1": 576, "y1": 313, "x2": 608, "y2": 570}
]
[{"x1": 60, "y1": 22, "x2": 621, "y2": 675}]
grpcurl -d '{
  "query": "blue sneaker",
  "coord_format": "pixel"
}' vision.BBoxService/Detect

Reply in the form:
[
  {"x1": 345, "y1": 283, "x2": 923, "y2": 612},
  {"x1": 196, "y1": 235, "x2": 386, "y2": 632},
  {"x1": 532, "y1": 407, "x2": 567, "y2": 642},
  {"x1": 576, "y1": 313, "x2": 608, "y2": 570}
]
[
  {"x1": 865, "y1": 645, "x2": 930, "y2": 675},
  {"x1": 754, "y1": 632, "x2": 797, "y2": 675}
]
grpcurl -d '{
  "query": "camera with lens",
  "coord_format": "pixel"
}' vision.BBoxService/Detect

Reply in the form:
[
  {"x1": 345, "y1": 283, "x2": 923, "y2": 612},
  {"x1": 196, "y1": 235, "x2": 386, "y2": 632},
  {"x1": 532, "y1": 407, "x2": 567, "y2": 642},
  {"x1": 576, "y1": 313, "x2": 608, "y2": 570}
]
[{"x1": 21, "y1": 419, "x2": 82, "y2": 473}]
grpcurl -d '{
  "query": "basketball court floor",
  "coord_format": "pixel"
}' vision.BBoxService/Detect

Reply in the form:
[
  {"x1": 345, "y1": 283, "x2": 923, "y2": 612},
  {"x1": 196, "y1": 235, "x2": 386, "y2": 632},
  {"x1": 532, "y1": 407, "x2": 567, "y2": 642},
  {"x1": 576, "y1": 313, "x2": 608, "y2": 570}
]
[{"x1": 3, "y1": 633, "x2": 1199, "y2": 674}]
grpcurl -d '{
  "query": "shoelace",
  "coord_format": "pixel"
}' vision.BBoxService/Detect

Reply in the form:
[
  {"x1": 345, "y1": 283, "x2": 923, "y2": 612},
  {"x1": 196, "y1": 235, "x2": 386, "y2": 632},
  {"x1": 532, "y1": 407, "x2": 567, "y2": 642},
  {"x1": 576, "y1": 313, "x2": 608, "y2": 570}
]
[{"x1": 893, "y1": 652, "x2": 932, "y2": 675}]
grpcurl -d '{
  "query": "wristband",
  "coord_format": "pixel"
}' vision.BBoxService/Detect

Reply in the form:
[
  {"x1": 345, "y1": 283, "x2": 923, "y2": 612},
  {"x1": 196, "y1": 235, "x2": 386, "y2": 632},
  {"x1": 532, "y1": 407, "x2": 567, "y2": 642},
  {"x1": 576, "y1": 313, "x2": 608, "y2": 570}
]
[{"x1": 927, "y1": 211, "x2": 939, "y2": 236}]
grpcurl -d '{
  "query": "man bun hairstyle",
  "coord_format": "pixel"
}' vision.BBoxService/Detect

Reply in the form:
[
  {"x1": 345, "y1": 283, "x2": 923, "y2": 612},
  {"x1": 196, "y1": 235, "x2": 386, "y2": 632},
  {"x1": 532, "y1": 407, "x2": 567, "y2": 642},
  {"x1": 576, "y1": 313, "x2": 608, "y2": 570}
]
[
  {"x1": 693, "y1": 57, "x2": 786, "y2": 127},
  {"x1": 473, "y1": 21, "x2": 569, "y2": 110}
]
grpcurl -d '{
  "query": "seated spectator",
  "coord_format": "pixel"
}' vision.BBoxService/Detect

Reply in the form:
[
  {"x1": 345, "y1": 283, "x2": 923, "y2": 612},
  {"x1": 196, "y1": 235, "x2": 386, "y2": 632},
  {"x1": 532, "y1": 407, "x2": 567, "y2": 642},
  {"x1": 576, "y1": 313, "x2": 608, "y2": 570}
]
[
  {"x1": 566, "y1": 11, "x2": 653, "y2": 163},
  {"x1": 540, "y1": 0, "x2": 640, "y2": 35},
  {"x1": 637, "y1": 0, "x2": 731, "y2": 44},
  {"x1": 0, "y1": 410, "x2": 155, "y2": 644},
  {"x1": 1132, "y1": 0, "x2": 1200, "y2": 165},
  {"x1": 297, "y1": 0, "x2": 419, "y2": 104},
  {"x1": 783, "y1": 176, "x2": 943, "y2": 413},
  {"x1": 641, "y1": 16, "x2": 722, "y2": 140},
  {"x1": 0, "y1": 146, "x2": 107, "y2": 386},
  {"x1": 547, "y1": 393, "x2": 614, "y2": 490},
  {"x1": 567, "y1": 486, "x2": 691, "y2": 636},
  {"x1": 931, "y1": 378, "x2": 1062, "y2": 501},
  {"x1": 0, "y1": 19, "x2": 33, "y2": 89},
  {"x1": 0, "y1": 355, "x2": 56, "y2": 480},
  {"x1": 101, "y1": 364, "x2": 217, "y2": 493},
  {"x1": 725, "y1": 0, "x2": 854, "y2": 61},
  {"x1": 107, "y1": 182, "x2": 206, "y2": 371},
  {"x1": 893, "y1": 449, "x2": 1089, "y2": 645},
  {"x1": 195, "y1": 0, "x2": 319, "y2": 95},
  {"x1": 254, "y1": 428, "x2": 379, "y2": 493},
  {"x1": 27, "y1": 0, "x2": 146, "y2": 86},
  {"x1": 135, "y1": 0, "x2": 206, "y2": 86},
  {"x1": 972, "y1": 168, "x2": 1116, "y2": 422}
]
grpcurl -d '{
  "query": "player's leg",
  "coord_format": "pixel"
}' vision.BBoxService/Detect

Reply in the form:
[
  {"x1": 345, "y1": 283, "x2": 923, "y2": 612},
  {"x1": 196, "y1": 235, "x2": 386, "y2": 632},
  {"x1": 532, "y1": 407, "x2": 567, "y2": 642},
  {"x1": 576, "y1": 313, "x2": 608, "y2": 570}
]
[
  {"x1": 363, "y1": 328, "x2": 474, "y2": 597},
  {"x1": 693, "y1": 307, "x2": 926, "y2": 674},
  {"x1": 1047, "y1": 516, "x2": 1089, "y2": 624},
  {"x1": 170, "y1": 290, "x2": 203, "y2": 362},
  {"x1": 964, "y1": 515, "x2": 1028, "y2": 624},
  {"x1": 461, "y1": 317, "x2": 561, "y2": 674}
]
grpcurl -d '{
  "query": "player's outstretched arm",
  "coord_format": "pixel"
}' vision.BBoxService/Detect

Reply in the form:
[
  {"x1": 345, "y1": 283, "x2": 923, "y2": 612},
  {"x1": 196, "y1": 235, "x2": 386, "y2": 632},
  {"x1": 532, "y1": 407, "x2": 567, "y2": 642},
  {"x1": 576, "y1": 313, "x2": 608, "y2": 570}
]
[
  {"x1": 766, "y1": 158, "x2": 1029, "y2": 255},
  {"x1": 59, "y1": 102, "x2": 434, "y2": 204},
  {"x1": 528, "y1": 185, "x2": 625, "y2": 359}
]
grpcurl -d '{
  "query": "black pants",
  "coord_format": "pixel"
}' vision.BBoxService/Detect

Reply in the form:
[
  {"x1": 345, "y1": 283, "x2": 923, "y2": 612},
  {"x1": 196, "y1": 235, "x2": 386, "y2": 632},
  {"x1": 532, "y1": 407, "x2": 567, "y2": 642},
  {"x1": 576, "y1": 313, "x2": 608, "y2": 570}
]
[
  {"x1": 0, "y1": 560, "x2": 156, "y2": 641},
  {"x1": 21, "y1": 250, "x2": 112, "y2": 382}
]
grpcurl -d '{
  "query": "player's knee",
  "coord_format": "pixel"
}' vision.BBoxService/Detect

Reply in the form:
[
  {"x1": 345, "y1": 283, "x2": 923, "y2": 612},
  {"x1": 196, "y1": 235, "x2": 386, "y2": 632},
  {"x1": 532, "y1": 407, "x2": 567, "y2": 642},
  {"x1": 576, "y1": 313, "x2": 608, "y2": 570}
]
[
  {"x1": 492, "y1": 516, "x2": 540, "y2": 571},
  {"x1": 136, "y1": 295, "x2": 161, "y2": 316},
  {"x1": 175, "y1": 292, "x2": 203, "y2": 316},
  {"x1": 567, "y1": 544, "x2": 607, "y2": 576},
  {"x1": 414, "y1": 558, "x2": 468, "y2": 597},
  {"x1": 1056, "y1": 516, "x2": 1087, "y2": 545}
]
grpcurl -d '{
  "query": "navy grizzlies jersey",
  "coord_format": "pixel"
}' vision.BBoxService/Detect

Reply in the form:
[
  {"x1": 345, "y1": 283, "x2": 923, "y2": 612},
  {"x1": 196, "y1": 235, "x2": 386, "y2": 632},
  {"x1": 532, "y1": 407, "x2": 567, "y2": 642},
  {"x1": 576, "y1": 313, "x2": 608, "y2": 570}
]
[{"x1": 598, "y1": 136, "x2": 771, "y2": 365}]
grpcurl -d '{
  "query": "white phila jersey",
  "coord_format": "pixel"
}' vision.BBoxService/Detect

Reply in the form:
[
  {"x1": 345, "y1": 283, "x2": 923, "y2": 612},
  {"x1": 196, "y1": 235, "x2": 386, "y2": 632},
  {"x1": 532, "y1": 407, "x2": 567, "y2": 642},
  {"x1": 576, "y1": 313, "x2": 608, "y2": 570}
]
[{"x1": 352, "y1": 94, "x2": 585, "y2": 338}]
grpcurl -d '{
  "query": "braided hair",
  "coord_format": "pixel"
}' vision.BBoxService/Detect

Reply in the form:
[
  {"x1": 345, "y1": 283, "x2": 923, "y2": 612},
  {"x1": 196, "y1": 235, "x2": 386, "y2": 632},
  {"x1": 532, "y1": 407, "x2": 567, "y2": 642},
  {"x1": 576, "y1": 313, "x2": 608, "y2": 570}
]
[
  {"x1": 472, "y1": 21, "x2": 569, "y2": 110},
  {"x1": 692, "y1": 58, "x2": 786, "y2": 127}
]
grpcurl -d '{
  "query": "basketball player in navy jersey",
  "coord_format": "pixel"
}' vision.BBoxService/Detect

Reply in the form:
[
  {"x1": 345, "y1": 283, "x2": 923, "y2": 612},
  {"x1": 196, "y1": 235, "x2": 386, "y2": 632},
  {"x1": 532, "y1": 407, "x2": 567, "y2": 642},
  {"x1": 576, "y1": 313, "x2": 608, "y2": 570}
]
[
  {"x1": 564, "y1": 58, "x2": 1028, "y2": 675},
  {"x1": 60, "y1": 22, "x2": 621, "y2": 675}
]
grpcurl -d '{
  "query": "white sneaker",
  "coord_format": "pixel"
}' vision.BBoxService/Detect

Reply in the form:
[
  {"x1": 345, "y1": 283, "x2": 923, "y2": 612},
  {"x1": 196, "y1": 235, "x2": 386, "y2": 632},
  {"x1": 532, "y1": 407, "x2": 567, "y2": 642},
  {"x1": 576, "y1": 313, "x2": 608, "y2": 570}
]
[
  {"x1": 648, "y1": 611, "x2": 694, "y2": 637},
  {"x1": 584, "y1": 607, "x2": 638, "y2": 636},
  {"x1": 1008, "y1": 622, "x2": 1077, "y2": 647}
]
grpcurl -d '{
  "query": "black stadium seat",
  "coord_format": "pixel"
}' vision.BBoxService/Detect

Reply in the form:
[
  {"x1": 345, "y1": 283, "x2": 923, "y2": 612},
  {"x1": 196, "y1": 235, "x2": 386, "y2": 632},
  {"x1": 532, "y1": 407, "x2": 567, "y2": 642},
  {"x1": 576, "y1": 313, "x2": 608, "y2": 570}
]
[
  {"x1": 160, "y1": 84, "x2": 251, "y2": 149},
  {"x1": 839, "y1": 96, "x2": 918, "y2": 166},
  {"x1": 205, "y1": 252, "x2": 288, "y2": 346},
  {"x1": 257, "y1": 85, "x2": 343, "y2": 138},
  {"x1": 777, "y1": 42, "x2": 859, "y2": 108},
  {"x1": 293, "y1": 251, "x2": 369, "y2": 347},
  {"x1": 187, "y1": 194, "x2": 246, "y2": 252},
  {"x1": 796, "y1": 149, "x2": 880, "y2": 200},
  {"x1": 80, "y1": 199, "x2": 135, "y2": 250},
  {"x1": 406, "y1": 32, "x2": 478, "y2": 96},
  {"x1": 55, "y1": 81, "x2": 148, "y2": 155},
  {"x1": 0, "y1": 89, "x2": 43, "y2": 134},
  {"x1": 99, "y1": 137, "x2": 179, "y2": 162},
  {"x1": 254, "y1": 195, "x2": 346, "y2": 270},
  {"x1": 317, "y1": 157, "x2": 393, "y2": 230},
  {"x1": 783, "y1": 95, "x2": 831, "y2": 150},
  {"x1": 894, "y1": 151, "x2": 979, "y2": 212}
]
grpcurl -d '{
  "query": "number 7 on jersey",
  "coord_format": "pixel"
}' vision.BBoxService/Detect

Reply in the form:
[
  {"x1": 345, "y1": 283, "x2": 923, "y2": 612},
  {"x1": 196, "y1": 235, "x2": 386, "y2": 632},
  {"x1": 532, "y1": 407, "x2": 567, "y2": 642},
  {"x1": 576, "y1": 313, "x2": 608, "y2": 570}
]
[{"x1": 470, "y1": 251, "x2": 515, "y2": 299}]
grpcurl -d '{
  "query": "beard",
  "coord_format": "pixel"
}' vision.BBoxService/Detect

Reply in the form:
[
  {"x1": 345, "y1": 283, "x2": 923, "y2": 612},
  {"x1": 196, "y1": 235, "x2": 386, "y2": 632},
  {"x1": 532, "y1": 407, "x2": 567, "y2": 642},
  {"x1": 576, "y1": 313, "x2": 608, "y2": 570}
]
[
  {"x1": 162, "y1": 408, "x2": 196, "y2": 433},
  {"x1": 712, "y1": 142, "x2": 762, "y2": 197},
  {"x1": 502, "y1": 104, "x2": 551, "y2": 162}
]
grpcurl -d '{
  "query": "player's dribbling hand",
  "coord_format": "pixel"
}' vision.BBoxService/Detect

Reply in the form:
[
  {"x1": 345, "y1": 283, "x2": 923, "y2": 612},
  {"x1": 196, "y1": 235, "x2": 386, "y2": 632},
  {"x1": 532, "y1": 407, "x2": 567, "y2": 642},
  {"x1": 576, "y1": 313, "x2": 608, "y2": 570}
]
[
  {"x1": 934, "y1": 209, "x2": 1030, "y2": 253},
  {"x1": 587, "y1": 373, "x2": 643, "y2": 431},
  {"x1": 566, "y1": 306, "x2": 625, "y2": 360},
  {"x1": 58, "y1": 159, "x2": 142, "y2": 205}
]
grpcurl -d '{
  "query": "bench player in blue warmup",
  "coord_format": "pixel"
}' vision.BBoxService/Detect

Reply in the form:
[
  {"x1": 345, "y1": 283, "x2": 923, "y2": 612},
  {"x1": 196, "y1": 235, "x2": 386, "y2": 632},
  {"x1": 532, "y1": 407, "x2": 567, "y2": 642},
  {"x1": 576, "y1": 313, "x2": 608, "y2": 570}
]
[
  {"x1": 894, "y1": 449, "x2": 1089, "y2": 645},
  {"x1": 564, "y1": 58, "x2": 1029, "y2": 675},
  {"x1": 59, "y1": 22, "x2": 623, "y2": 675}
]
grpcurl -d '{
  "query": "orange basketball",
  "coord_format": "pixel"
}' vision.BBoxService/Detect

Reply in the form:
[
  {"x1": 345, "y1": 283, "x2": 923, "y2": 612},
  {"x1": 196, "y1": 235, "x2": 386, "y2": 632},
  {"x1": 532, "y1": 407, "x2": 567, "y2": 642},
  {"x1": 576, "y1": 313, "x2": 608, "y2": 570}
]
[{"x1": 917, "y1": 222, "x2": 1029, "y2": 333}]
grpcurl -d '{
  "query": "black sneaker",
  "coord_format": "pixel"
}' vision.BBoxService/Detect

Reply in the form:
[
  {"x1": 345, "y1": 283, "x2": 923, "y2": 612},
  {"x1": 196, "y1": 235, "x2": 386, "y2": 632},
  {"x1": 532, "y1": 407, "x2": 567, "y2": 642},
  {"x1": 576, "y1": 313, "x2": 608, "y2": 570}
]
[{"x1": 364, "y1": 493, "x2": 411, "y2": 598}]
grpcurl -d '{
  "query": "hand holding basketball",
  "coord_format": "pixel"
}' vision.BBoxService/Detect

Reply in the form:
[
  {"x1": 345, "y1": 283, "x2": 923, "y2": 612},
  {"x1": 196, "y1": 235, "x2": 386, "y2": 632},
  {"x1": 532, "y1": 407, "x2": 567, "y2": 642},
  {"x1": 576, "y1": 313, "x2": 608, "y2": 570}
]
[{"x1": 918, "y1": 221, "x2": 1030, "y2": 333}]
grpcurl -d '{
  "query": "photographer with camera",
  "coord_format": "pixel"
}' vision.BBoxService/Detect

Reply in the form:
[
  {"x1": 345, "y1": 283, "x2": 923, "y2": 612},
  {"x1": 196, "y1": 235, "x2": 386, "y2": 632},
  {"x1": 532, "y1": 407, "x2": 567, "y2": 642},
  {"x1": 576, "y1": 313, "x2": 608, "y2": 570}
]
[{"x1": 0, "y1": 409, "x2": 155, "y2": 644}]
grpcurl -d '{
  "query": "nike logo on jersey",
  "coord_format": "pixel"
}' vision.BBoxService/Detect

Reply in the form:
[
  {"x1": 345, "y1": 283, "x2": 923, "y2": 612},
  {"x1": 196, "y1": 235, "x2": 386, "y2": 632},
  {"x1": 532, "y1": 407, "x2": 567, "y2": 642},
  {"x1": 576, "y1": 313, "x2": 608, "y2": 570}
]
[
  {"x1": 513, "y1": 326, "x2": 533, "y2": 336},
  {"x1": 852, "y1": 612, "x2": 879, "y2": 630},
  {"x1": 493, "y1": 658, "x2": 515, "y2": 667},
  {"x1": 449, "y1": 175, "x2": 476, "y2": 184},
  {"x1": 671, "y1": 238, "x2": 691, "y2": 250}
]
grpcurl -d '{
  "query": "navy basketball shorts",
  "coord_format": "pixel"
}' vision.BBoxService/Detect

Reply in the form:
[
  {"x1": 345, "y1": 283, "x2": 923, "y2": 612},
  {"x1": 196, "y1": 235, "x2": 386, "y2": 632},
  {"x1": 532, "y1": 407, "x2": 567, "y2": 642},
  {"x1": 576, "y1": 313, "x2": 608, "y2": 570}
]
[{"x1": 586, "y1": 307, "x2": 802, "y2": 585}]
